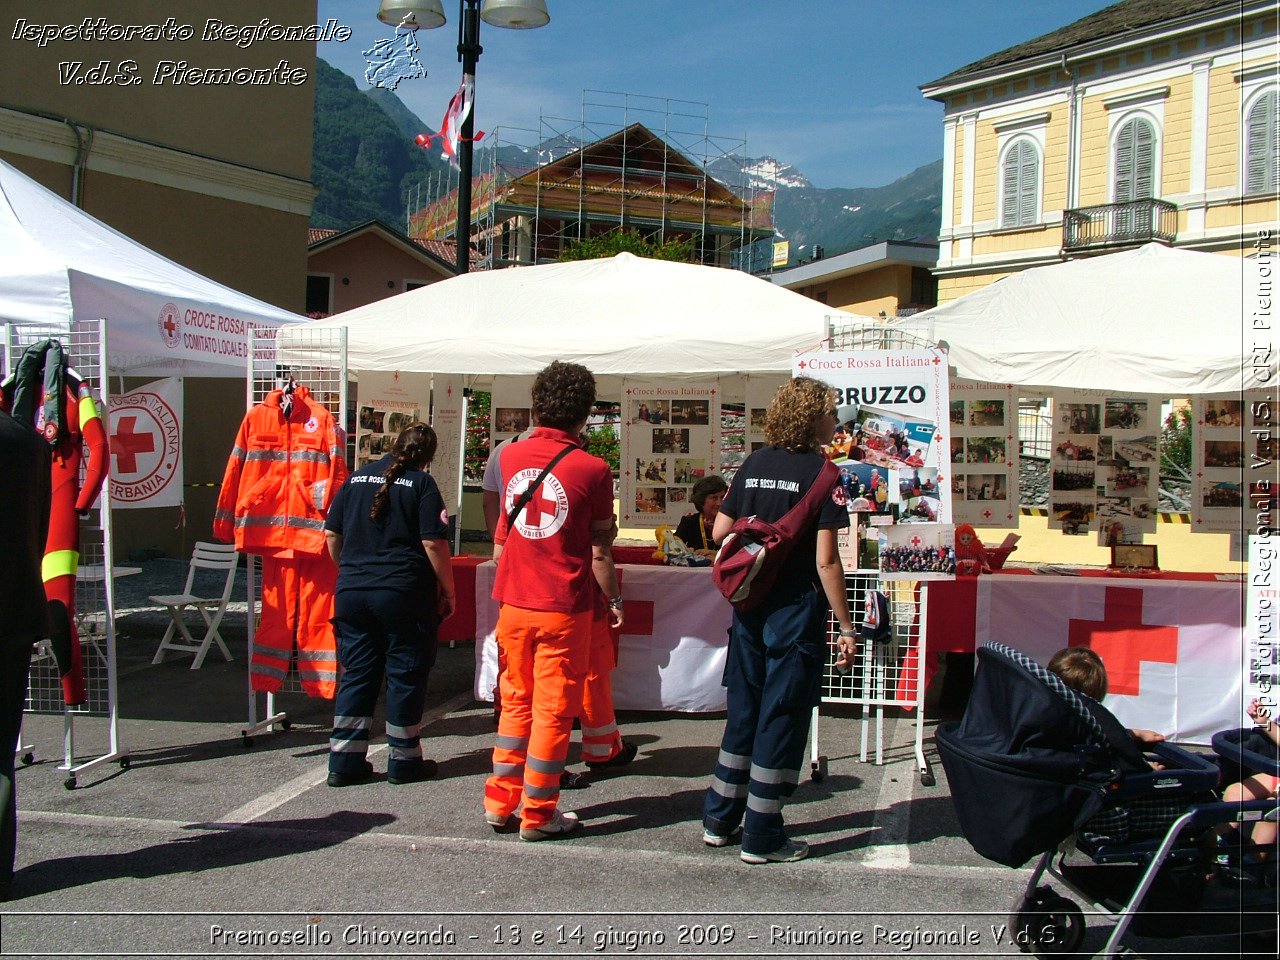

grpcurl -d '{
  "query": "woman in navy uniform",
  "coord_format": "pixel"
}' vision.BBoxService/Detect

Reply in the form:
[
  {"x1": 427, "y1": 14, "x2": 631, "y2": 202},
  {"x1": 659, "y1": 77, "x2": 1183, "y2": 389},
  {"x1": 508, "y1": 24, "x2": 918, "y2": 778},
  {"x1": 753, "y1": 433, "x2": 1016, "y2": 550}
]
[
  {"x1": 701, "y1": 377, "x2": 857, "y2": 863},
  {"x1": 324, "y1": 422, "x2": 455, "y2": 786}
]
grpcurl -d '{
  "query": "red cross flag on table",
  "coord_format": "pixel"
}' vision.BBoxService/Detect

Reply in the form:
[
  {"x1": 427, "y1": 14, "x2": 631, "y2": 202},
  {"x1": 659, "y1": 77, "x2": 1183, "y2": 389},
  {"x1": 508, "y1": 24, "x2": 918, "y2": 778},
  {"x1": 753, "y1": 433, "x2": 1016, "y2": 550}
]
[
  {"x1": 106, "y1": 377, "x2": 183, "y2": 509},
  {"x1": 976, "y1": 574, "x2": 1243, "y2": 744}
]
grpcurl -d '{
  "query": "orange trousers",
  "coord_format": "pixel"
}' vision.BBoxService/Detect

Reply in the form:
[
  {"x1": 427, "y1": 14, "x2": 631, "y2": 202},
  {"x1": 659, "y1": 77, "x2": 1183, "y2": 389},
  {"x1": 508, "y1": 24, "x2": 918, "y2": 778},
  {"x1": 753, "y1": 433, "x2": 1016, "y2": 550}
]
[
  {"x1": 253, "y1": 554, "x2": 338, "y2": 699},
  {"x1": 485, "y1": 604, "x2": 589, "y2": 830},
  {"x1": 580, "y1": 613, "x2": 623, "y2": 764}
]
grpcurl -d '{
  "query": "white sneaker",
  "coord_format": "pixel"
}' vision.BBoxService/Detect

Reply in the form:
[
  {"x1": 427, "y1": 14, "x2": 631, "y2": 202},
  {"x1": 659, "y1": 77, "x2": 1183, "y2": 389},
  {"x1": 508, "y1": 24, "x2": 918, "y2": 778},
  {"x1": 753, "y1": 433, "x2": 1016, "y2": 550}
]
[
  {"x1": 741, "y1": 839, "x2": 809, "y2": 864},
  {"x1": 703, "y1": 825, "x2": 743, "y2": 847},
  {"x1": 520, "y1": 809, "x2": 580, "y2": 841},
  {"x1": 484, "y1": 810, "x2": 509, "y2": 829}
]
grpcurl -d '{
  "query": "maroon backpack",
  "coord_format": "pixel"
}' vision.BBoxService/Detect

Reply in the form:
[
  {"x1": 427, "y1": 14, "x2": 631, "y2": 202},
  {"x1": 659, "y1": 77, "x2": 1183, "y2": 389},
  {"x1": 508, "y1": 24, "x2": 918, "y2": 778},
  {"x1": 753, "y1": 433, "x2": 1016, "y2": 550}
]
[{"x1": 712, "y1": 459, "x2": 841, "y2": 611}]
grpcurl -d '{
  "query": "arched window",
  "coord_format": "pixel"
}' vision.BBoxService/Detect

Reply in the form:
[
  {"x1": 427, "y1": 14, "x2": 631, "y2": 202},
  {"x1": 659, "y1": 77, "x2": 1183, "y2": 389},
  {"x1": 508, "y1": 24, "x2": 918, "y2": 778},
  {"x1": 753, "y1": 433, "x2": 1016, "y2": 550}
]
[
  {"x1": 1000, "y1": 138, "x2": 1039, "y2": 227},
  {"x1": 1113, "y1": 116, "x2": 1157, "y2": 202},
  {"x1": 1246, "y1": 89, "x2": 1279, "y2": 195}
]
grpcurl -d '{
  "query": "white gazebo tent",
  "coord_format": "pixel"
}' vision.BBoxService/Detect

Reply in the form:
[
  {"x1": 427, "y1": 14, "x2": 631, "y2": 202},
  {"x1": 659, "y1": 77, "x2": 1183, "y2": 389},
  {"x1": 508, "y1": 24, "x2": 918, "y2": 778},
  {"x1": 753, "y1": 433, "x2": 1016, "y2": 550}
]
[
  {"x1": 884, "y1": 243, "x2": 1272, "y2": 393},
  {"x1": 0, "y1": 157, "x2": 302, "y2": 376},
  {"x1": 282, "y1": 252, "x2": 855, "y2": 388}
]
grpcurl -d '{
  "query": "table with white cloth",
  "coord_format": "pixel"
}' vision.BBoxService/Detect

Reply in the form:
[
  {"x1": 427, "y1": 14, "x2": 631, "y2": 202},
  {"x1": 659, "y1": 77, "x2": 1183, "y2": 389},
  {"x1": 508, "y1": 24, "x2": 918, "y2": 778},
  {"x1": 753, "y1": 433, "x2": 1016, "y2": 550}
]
[{"x1": 473, "y1": 561, "x2": 731, "y2": 712}]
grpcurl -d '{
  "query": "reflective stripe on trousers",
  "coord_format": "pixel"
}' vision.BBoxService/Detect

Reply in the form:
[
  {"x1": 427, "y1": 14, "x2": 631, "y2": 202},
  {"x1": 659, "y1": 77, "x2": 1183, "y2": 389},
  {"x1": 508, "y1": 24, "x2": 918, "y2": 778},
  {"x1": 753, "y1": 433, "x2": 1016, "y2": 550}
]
[{"x1": 252, "y1": 554, "x2": 338, "y2": 699}]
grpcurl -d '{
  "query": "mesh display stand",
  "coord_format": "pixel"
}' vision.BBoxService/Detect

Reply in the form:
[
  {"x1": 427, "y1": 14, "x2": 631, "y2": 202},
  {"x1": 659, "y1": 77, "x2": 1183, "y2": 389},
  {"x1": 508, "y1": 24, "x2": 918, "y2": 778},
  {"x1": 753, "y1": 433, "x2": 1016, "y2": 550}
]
[
  {"x1": 5, "y1": 319, "x2": 127, "y2": 789},
  {"x1": 809, "y1": 316, "x2": 940, "y2": 787},
  {"x1": 810, "y1": 573, "x2": 933, "y2": 786},
  {"x1": 239, "y1": 326, "x2": 347, "y2": 746}
]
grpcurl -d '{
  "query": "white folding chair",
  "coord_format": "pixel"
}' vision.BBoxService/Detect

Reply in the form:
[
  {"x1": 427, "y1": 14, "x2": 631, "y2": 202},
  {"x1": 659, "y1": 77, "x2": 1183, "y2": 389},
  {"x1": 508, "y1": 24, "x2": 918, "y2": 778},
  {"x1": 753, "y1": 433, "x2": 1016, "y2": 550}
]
[{"x1": 150, "y1": 541, "x2": 238, "y2": 669}]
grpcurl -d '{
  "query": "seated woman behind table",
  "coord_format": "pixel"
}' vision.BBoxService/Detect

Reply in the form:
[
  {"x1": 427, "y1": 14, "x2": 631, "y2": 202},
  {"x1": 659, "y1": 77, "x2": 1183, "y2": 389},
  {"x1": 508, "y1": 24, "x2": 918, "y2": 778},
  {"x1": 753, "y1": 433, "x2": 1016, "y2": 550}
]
[{"x1": 674, "y1": 475, "x2": 728, "y2": 556}]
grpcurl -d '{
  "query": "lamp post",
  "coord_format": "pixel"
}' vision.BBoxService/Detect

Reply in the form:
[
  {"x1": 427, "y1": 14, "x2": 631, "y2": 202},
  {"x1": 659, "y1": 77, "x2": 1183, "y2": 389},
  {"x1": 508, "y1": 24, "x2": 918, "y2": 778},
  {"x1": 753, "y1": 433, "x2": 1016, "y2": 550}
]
[{"x1": 377, "y1": 0, "x2": 549, "y2": 275}]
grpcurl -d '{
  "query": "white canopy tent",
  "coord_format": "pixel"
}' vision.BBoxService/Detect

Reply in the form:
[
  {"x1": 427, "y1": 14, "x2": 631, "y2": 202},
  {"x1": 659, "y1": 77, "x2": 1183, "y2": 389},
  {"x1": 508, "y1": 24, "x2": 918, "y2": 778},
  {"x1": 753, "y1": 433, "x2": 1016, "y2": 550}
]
[
  {"x1": 0, "y1": 157, "x2": 302, "y2": 377},
  {"x1": 883, "y1": 244, "x2": 1272, "y2": 394},
  {"x1": 282, "y1": 252, "x2": 859, "y2": 389}
]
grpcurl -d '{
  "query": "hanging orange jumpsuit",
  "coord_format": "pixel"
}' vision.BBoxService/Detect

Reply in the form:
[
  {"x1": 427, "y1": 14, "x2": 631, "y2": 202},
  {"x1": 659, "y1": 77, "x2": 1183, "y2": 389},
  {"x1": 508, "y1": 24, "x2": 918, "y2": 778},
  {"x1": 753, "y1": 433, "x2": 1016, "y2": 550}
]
[
  {"x1": 1, "y1": 339, "x2": 109, "y2": 706},
  {"x1": 214, "y1": 385, "x2": 346, "y2": 698}
]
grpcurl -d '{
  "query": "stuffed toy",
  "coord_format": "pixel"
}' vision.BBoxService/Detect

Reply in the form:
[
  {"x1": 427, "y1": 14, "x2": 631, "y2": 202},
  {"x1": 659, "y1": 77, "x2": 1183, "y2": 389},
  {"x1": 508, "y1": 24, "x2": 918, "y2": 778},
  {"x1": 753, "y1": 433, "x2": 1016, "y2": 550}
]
[
  {"x1": 654, "y1": 524, "x2": 709, "y2": 567},
  {"x1": 954, "y1": 523, "x2": 992, "y2": 577}
]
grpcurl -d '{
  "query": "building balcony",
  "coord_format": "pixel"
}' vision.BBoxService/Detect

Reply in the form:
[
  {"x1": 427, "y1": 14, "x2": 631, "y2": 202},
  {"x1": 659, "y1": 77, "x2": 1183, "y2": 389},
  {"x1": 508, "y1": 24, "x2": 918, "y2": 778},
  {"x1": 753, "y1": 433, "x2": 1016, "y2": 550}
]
[{"x1": 1062, "y1": 198, "x2": 1177, "y2": 254}]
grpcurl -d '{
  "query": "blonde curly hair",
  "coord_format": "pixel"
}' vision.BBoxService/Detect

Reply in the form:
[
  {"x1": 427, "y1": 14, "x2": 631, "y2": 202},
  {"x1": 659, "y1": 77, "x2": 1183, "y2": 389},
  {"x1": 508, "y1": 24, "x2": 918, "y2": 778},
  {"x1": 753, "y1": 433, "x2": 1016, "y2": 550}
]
[{"x1": 763, "y1": 376, "x2": 836, "y2": 453}]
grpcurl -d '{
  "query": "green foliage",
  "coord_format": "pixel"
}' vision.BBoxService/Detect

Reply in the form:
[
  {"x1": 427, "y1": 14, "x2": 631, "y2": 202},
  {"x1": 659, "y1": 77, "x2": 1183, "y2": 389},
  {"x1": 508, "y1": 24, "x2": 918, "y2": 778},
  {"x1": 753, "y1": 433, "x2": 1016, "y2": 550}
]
[
  {"x1": 559, "y1": 228, "x2": 694, "y2": 263},
  {"x1": 585, "y1": 422, "x2": 620, "y2": 473},
  {"x1": 311, "y1": 58, "x2": 449, "y2": 231},
  {"x1": 1161, "y1": 405, "x2": 1192, "y2": 479}
]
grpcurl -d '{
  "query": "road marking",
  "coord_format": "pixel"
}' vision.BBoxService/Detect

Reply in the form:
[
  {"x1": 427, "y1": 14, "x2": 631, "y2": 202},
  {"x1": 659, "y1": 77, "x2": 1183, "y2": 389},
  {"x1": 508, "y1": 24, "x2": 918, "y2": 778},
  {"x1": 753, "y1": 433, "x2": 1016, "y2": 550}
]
[
  {"x1": 216, "y1": 689, "x2": 473, "y2": 824},
  {"x1": 858, "y1": 717, "x2": 914, "y2": 869}
]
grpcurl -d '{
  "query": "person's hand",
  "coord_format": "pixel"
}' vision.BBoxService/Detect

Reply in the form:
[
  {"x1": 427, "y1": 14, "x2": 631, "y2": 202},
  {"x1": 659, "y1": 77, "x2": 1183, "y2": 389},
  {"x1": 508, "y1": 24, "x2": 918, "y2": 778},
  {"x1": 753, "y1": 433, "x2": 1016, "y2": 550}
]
[
  {"x1": 1247, "y1": 698, "x2": 1270, "y2": 724},
  {"x1": 1131, "y1": 729, "x2": 1165, "y2": 744},
  {"x1": 437, "y1": 589, "x2": 455, "y2": 621}
]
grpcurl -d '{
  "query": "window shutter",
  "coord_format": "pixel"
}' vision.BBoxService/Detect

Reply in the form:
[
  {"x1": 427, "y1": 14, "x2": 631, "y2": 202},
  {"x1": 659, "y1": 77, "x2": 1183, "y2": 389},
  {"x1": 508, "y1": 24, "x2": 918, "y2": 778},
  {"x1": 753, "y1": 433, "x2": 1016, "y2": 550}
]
[
  {"x1": 1133, "y1": 120, "x2": 1155, "y2": 199},
  {"x1": 1018, "y1": 141, "x2": 1039, "y2": 226},
  {"x1": 1114, "y1": 122, "x2": 1134, "y2": 202},
  {"x1": 1001, "y1": 143, "x2": 1021, "y2": 227},
  {"x1": 1246, "y1": 91, "x2": 1278, "y2": 195}
]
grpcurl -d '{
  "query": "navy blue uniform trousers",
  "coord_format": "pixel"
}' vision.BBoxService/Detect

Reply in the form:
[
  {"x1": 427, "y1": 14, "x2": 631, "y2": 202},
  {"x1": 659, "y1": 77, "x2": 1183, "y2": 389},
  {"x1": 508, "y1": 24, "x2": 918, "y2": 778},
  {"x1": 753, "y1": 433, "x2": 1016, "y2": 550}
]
[
  {"x1": 329, "y1": 588, "x2": 437, "y2": 779},
  {"x1": 702, "y1": 587, "x2": 826, "y2": 856}
]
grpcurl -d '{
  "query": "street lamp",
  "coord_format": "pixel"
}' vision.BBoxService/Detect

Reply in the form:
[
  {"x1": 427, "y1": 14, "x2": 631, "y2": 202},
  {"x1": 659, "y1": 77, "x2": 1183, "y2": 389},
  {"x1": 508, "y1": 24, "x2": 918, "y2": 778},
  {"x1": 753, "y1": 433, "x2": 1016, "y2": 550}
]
[{"x1": 377, "y1": 0, "x2": 550, "y2": 274}]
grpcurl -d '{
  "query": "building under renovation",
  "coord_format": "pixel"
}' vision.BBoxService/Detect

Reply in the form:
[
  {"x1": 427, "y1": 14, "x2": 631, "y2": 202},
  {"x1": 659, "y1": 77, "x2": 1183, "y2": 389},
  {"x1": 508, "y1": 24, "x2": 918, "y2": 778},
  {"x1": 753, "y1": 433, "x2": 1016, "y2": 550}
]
[{"x1": 409, "y1": 93, "x2": 776, "y2": 272}]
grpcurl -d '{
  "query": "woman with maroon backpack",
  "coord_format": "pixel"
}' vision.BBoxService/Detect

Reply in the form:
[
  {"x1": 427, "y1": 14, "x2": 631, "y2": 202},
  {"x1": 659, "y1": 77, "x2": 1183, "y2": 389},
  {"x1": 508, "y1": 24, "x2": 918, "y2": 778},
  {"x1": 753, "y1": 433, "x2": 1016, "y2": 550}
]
[{"x1": 701, "y1": 376, "x2": 857, "y2": 864}]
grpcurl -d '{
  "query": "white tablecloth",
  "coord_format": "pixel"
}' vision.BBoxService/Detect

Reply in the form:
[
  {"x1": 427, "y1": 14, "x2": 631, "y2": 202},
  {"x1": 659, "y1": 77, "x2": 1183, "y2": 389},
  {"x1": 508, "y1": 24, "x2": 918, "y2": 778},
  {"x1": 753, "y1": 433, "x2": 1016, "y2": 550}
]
[{"x1": 473, "y1": 561, "x2": 731, "y2": 712}]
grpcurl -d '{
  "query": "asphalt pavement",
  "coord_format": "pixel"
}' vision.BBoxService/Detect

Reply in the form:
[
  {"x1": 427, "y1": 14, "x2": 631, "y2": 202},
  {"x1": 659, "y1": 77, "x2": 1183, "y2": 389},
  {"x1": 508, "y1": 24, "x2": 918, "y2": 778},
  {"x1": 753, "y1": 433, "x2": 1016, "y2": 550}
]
[{"x1": 2, "y1": 557, "x2": 1270, "y2": 959}]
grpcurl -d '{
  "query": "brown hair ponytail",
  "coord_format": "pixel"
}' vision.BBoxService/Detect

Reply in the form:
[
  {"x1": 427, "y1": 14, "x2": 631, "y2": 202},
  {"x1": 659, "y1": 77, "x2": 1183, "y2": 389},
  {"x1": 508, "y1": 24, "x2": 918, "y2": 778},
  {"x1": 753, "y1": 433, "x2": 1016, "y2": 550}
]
[{"x1": 369, "y1": 421, "x2": 438, "y2": 522}]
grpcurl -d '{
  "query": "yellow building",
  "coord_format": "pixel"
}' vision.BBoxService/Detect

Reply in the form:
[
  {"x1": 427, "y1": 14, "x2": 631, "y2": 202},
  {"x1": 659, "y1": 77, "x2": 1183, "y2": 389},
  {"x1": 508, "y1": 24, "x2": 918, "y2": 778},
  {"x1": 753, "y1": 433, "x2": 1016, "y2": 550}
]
[
  {"x1": 921, "y1": 0, "x2": 1278, "y2": 304},
  {"x1": 771, "y1": 241, "x2": 938, "y2": 318},
  {"x1": 920, "y1": 0, "x2": 1277, "y2": 570}
]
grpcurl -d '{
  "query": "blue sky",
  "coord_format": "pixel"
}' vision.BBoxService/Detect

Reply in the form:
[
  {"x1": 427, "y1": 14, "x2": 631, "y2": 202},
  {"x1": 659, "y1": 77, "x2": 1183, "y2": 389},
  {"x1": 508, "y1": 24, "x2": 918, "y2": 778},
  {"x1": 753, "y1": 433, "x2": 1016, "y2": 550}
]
[{"x1": 317, "y1": 1, "x2": 1115, "y2": 189}]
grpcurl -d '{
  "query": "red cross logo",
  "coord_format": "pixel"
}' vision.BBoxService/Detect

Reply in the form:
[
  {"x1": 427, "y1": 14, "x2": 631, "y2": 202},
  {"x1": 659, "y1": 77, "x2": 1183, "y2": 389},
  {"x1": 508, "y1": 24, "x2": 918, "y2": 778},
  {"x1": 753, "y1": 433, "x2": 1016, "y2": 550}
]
[
  {"x1": 156, "y1": 302, "x2": 181, "y2": 348},
  {"x1": 111, "y1": 415, "x2": 157, "y2": 474},
  {"x1": 519, "y1": 484, "x2": 556, "y2": 527},
  {"x1": 1067, "y1": 587, "x2": 1178, "y2": 696},
  {"x1": 797, "y1": 360, "x2": 807, "y2": 369},
  {"x1": 983, "y1": 509, "x2": 992, "y2": 519},
  {"x1": 910, "y1": 535, "x2": 923, "y2": 547}
]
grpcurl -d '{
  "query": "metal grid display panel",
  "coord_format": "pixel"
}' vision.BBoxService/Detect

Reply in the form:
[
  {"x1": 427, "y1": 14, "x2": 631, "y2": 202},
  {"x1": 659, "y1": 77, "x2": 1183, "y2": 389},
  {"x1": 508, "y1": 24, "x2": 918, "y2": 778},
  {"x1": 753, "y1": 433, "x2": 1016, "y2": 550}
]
[
  {"x1": 826, "y1": 320, "x2": 932, "y2": 354},
  {"x1": 245, "y1": 328, "x2": 347, "y2": 700},
  {"x1": 5, "y1": 321, "x2": 115, "y2": 717},
  {"x1": 820, "y1": 573, "x2": 923, "y2": 710}
]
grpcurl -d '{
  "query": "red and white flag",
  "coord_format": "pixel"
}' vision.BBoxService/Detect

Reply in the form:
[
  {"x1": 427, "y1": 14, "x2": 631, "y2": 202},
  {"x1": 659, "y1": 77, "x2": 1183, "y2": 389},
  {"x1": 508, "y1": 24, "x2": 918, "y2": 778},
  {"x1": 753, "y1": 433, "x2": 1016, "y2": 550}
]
[
  {"x1": 977, "y1": 575, "x2": 1243, "y2": 744},
  {"x1": 438, "y1": 76, "x2": 477, "y2": 167}
]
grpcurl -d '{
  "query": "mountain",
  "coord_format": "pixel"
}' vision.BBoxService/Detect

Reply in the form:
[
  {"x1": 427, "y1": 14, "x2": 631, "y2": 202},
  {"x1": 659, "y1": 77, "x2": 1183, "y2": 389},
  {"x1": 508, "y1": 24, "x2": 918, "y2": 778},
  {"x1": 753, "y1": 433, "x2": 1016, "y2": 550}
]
[
  {"x1": 772, "y1": 161, "x2": 943, "y2": 264},
  {"x1": 310, "y1": 61, "x2": 941, "y2": 261},
  {"x1": 310, "y1": 58, "x2": 449, "y2": 231}
]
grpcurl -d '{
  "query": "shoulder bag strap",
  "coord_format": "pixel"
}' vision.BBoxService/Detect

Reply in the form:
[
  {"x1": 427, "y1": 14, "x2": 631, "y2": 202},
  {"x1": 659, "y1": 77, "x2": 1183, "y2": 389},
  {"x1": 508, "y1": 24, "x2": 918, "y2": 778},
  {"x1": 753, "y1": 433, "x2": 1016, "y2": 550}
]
[
  {"x1": 773, "y1": 459, "x2": 841, "y2": 538},
  {"x1": 505, "y1": 441, "x2": 577, "y2": 531}
]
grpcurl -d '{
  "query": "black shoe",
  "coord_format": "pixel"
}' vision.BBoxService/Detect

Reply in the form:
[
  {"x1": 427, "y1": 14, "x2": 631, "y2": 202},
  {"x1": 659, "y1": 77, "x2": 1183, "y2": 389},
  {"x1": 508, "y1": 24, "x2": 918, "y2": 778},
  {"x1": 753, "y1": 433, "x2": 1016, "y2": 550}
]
[
  {"x1": 559, "y1": 769, "x2": 590, "y2": 790},
  {"x1": 387, "y1": 759, "x2": 438, "y2": 785},
  {"x1": 585, "y1": 740, "x2": 638, "y2": 771},
  {"x1": 327, "y1": 760, "x2": 374, "y2": 788}
]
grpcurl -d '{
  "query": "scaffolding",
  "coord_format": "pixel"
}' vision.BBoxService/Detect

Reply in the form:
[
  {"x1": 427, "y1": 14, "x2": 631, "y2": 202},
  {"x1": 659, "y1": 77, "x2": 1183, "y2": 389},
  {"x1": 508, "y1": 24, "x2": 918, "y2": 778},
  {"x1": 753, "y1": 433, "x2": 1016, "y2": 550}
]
[{"x1": 410, "y1": 91, "x2": 776, "y2": 274}]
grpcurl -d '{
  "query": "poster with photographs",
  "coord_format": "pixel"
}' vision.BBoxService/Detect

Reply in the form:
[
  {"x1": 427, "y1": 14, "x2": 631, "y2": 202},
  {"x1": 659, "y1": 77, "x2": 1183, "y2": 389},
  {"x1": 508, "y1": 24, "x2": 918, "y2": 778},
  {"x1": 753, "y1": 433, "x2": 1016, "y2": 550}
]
[
  {"x1": 877, "y1": 523, "x2": 956, "y2": 581},
  {"x1": 354, "y1": 371, "x2": 432, "y2": 471},
  {"x1": 1049, "y1": 389, "x2": 1159, "y2": 541},
  {"x1": 948, "y1": 380, "x2": 1019, "y2": 528},
  {"x1": 490, "y1": 376, "x2": 535, "y2": 450},
  {"x1": 429, "y1": 374, "x2": 464, "y2": 517},
  {"x1": 794, "y1": 348, "x2": 951, "y2": 528},
  {"x1": 1192, "y1": 394, "x2": 1256, "y2": 532},
  {"x1": 744, "y1": 375, "x2": 787, "y2": 459},
  {"x1": 620, "y1": 380, "x2": 720, "y2": 527}
]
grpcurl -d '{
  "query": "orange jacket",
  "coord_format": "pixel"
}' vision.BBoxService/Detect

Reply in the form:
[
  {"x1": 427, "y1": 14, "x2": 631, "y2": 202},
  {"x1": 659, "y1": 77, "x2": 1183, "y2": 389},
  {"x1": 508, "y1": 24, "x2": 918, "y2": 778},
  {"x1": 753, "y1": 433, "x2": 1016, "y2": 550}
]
[{"x1": 214, "y1": 386, "x2": 347, "y2": 557}]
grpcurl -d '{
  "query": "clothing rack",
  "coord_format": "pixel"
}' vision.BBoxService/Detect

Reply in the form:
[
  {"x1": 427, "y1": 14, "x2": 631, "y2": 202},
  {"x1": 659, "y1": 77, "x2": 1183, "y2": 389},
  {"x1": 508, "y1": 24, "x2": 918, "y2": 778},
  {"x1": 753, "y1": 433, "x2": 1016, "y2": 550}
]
[{"x1": 6, "y1": 319, "x2": 128, "y2": 788}]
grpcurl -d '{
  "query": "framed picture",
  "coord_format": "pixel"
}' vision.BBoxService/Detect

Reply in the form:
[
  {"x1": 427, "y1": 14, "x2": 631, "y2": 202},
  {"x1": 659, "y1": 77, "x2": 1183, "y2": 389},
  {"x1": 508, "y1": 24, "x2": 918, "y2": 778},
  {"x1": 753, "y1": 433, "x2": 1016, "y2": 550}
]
[{"x1": 1110, "y1": 544, "x2": 1159, "y2": 570}]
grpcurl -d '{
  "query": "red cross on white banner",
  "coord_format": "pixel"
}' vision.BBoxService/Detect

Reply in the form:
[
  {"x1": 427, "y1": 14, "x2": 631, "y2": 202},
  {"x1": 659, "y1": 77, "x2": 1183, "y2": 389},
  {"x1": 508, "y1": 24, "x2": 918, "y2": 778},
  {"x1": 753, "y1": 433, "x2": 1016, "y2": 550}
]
[{"x1": 1067, "y1": 586, "x2": 1178, "y2": 696}]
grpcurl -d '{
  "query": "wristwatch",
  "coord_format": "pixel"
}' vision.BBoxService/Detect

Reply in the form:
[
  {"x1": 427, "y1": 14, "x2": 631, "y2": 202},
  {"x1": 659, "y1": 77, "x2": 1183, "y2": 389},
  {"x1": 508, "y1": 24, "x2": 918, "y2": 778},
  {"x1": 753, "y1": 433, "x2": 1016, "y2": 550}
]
[
  {"x1": 608, "y1": 595, "x2": 624, "y2": 610},
  {"x1": 838, "y1": 626, "x2": 857, "y2": 637}
]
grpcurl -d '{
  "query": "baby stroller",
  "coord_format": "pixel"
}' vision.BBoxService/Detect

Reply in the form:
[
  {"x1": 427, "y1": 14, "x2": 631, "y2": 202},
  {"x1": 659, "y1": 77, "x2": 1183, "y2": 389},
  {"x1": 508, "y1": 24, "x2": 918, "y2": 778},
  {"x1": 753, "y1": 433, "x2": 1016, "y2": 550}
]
[{"x1": 937, "y1": 642, "x2": 1279, "y2": 958}]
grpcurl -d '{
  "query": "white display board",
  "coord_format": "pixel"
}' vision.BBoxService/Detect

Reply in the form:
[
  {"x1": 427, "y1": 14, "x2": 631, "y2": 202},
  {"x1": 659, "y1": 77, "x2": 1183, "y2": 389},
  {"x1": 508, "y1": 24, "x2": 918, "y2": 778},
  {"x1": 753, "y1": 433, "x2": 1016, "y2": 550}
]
[
  {"x1": 354, "y1": 371, "x2": 431, "y2": 470},
  {"x1": 948, "y1": 379, "x2": 1019, "y2": 528},
  {"x1": 1048, "y1": 389, "x2": 1160, "y2": 542},
  {"x1": 620, "y1": 380, "x2": 721, "y2": 528},
  {"x1": 1192, "y1": 394, "x2": 1255, "y2": 532},
  {"x1": 430, "y1": 374, "x2": 465, "y2": 518}
]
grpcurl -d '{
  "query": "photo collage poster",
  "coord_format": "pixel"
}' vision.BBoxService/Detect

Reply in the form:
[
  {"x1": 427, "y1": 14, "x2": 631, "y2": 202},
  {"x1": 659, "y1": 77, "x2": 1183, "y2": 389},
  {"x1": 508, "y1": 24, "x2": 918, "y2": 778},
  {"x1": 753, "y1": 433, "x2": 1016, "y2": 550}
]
[
  {"x1": 791, "y1": 349, "x2": 951, "y2": 581},
  {"x1": 620, "y1": 380, "x2": 721, "y2": 528},
  {"x1": 1048, "y1": 389, "x2": 1159, "y2": 541},
  {"x1": 1192, "y1": 393, "x2": 1256, "y2": 532},
  {"x1": 877, "y1": 523, "x2": 957, "y2": 581},
  {"x1": 744, "y1": 375, "x2": 787, "y2": 458},
  {"x1": 354, "y1": 371, "x2": 431, "y2": 471},
  {"x1": 429, "y1": 375, "x2": 464, "y2": 518},
  {"x1": 490, "y1": 376, "x2": 536, "y2": 450},
  {"x1": 948, "y1": 379, "x2": 1020, "y2": 528}
]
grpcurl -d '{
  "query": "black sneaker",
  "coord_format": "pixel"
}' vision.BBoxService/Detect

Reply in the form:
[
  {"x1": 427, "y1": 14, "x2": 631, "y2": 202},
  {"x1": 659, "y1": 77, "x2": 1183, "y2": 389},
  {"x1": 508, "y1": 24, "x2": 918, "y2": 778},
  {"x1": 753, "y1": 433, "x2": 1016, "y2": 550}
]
[
  {"x1": 585, "y1": 740, "x2": 638, "y2": 771},
  {"x1": 559, "y1": 770, "x2": 590, "y2": 789},
  {"x1": 326, "y1": 760, "x2": 374, "y2": 788},
  {"x1": 387, "y1": 759, "x2": 438, "y2": 785}
]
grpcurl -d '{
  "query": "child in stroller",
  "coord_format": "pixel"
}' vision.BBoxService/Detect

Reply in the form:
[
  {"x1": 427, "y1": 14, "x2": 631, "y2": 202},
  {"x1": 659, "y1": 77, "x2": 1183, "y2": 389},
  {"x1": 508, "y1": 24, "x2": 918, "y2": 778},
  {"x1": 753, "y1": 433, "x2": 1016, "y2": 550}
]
[{"x1": 937, "y1": 642, "x2": 1279, "y2": 958}]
